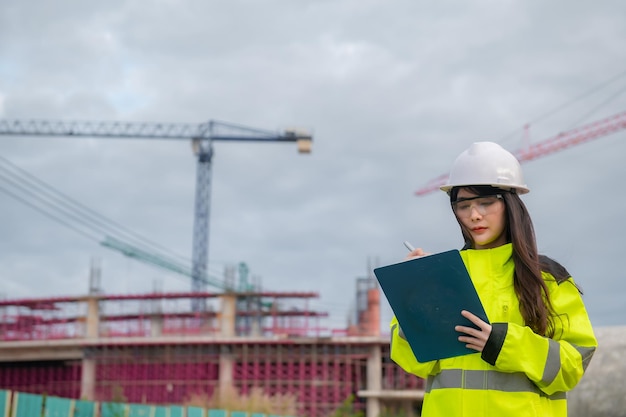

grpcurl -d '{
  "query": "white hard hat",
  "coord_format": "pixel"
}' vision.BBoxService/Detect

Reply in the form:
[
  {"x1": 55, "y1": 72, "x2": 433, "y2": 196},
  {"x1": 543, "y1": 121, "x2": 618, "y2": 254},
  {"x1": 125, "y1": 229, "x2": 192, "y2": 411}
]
[{"x1": 440, "y1": 141, "x2": 529, "y2": 194}]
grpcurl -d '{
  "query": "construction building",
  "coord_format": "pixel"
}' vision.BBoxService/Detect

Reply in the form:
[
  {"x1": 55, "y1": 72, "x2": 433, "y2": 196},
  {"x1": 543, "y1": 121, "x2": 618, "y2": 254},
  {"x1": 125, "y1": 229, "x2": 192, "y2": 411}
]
[{"x1": 0, "y1": 277, "x2": 424, "y2": 417}]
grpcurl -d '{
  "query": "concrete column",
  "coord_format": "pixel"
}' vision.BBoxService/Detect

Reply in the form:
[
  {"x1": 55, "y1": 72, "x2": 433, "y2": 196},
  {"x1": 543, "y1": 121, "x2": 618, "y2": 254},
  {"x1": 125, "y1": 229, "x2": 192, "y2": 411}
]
[
  {"x1": 85, "y1": 297, "x2": 100, "y2": 338},
  {"x1": 250, "y1": 320, "x2": 262, "y2": 337},
  {"x1": 219, "y1": 294, "x2": 237, "y2": 337},
  {"x1": 219, "y1": 346, "x2": 235, "y2": 394},
  {"x1": 150, "y1": 315, "x2": 163, "y2": 337},
  {"x1": 366, "y1": 345, "x2": 382, "y2": 417},
  {"x1": 80, "y1": 357, "x2": 96, "y2": 401},
  {"x1": 367, "y1": 289, "x2": 381, "y2": 337},
  {"x1": 83, "y1": 296, "x2": 99, "y2": 401}
]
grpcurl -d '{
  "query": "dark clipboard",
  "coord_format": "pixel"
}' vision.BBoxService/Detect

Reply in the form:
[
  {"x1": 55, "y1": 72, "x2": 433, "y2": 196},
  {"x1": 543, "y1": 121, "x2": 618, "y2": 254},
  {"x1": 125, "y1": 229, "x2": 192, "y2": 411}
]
[{"x1": 374, "y1": 249, "x2": 489, "y2": 362}]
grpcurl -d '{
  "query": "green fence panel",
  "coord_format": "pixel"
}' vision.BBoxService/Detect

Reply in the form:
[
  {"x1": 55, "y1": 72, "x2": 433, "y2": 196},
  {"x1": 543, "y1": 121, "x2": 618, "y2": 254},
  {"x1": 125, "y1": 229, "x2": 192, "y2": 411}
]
[
  {"x1": 0, "y1": 391, "x2": 11, "y2": 417},
  {"x1": 169, "y1": 405, "x2": 184, "y2": 417},
  {"x1": 0, "y1": 391, "x2": 291, "y2": 417},
  {"x1": 73, "y1": 399, "x2": 96, "y2": 417},
  {"x1": 101, "y1": 401, "x2": 128, "y2": 417},
  {"x1": 152, "y1": 406, "x2": 167, "y2": 417},
  {"x1": 186, "y1": 406, "x2": 205, "y2": 417},
  {"x1": 207, "y1": 409, "x2": 227, "y2": 417},
  {"x1": 11, "y1": 392, "x2": 44, "y2": 417},
  {"x1": 44, "y1": 396, "x2": 72, "y2": 417},
  {"x1": 127, "y1": 404, "x2": 153, "y2": 417}
]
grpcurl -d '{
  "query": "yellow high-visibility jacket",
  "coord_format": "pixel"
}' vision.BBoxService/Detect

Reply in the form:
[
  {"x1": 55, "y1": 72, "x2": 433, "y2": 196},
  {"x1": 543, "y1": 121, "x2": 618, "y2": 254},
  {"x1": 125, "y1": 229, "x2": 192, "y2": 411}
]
[{"x1": 390, "y1": 243, "x2": 597, "y2": 417}]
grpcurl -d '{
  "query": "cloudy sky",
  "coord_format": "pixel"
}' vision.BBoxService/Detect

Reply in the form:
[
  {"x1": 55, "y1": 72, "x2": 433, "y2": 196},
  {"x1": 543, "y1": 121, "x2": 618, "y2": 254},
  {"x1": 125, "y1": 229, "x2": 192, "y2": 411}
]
[{"x1": 1, "y1": 0, "x2": 625, "y2": 332}]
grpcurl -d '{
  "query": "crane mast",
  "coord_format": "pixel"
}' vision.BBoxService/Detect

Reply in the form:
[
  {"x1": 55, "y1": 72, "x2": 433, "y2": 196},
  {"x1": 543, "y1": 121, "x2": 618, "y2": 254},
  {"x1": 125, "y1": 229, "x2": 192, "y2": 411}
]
[
  {"x1": 191, "y1": 134, "x2": 213, "y2": 310},
  {"x1": 0, "y1": 118, "x2": 313, "y2": 310}
]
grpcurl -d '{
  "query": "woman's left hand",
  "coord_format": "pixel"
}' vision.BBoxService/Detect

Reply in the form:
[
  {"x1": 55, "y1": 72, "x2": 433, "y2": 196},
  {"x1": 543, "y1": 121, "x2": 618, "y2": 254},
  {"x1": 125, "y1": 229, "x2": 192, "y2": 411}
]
[{"x1": 455, "y1": 310, "x2": 492, "y2": 352}]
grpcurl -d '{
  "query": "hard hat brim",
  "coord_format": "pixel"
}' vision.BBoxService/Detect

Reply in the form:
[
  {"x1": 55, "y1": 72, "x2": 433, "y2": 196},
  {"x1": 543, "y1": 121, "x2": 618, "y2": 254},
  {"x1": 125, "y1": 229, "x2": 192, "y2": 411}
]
[{"x1": 440, "y1": 183, "x2": 530, "y2": 194}]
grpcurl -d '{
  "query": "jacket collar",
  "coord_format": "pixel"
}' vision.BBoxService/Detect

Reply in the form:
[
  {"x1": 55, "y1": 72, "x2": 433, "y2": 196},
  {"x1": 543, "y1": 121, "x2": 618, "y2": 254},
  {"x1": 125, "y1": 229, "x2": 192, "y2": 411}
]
[{"x1": 463, "y1": 243, "x2": 513, "y2": 265}]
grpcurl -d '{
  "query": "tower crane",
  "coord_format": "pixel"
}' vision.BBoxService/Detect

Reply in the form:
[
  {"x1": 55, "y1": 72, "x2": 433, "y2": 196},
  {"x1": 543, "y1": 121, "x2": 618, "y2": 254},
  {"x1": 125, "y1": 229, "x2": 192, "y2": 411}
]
[
  {"x1": 0, "y1": 119, "x2": 313, "y2": 309},
  {"x1": 414, "y1": 110, "x2": 626, "y2": 196}
]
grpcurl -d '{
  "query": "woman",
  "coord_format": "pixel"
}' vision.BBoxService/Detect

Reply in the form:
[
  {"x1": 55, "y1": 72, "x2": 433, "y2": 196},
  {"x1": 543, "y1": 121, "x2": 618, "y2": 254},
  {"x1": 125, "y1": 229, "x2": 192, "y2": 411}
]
[{"x1": 390, "y1": 141, "x2": 597, "y2": 416}]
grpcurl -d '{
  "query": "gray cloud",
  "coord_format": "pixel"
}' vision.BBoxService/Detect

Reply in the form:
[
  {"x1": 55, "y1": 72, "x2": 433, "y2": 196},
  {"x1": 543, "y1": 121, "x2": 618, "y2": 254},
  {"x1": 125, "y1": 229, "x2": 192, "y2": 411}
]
[{"x1": 1, "y1": 0, "x2": 625, "y2": 330}]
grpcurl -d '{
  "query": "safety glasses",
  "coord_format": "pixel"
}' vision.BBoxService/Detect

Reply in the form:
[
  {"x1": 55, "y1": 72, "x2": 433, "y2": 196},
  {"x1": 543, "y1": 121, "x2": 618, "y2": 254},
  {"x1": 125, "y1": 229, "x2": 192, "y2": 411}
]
[{"x1": 452, "y1": 194, "x2": 503, "y2": 218}]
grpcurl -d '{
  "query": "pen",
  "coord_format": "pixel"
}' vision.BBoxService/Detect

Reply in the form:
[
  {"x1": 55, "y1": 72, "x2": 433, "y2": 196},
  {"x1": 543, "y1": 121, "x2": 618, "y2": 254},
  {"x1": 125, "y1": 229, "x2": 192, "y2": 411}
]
[{"x1": 403, "y1": 241, "x2": 416, "y2": 252}]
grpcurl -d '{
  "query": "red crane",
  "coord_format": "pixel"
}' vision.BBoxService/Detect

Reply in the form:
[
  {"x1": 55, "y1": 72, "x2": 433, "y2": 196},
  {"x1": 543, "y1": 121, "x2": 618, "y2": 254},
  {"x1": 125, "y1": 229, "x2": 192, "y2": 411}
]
[{"x1": 414, "y1": 111, "x2": 626, "y2": 196}]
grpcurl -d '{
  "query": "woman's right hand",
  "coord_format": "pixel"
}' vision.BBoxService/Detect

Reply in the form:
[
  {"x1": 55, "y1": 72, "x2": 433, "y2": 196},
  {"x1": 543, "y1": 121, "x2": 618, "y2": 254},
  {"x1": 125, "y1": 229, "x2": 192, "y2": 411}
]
[{"x1": 405, "y1": 247, "x2": 430, "y2": 260}]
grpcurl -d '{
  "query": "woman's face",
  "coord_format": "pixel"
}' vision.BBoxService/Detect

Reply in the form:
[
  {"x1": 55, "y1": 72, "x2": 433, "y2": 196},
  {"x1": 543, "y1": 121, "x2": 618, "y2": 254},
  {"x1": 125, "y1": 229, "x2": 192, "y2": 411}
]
[{"x1": 454, "y1": 188, "x2": 507, "y2": 249}]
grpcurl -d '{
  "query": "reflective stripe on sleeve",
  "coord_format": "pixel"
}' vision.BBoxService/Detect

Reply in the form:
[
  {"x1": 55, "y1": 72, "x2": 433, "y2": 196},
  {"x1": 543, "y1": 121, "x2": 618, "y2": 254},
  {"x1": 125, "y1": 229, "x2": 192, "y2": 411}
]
[
  {"x1": 541, "y1": 339, "x2": 561, "y2": 386},
  {"x1": 541, "y1": 340, "x2": 596, "y2": 383},
  {"x1": 425, "y1": 369, "x2": 566, "y2": 400},
  {"x1": 572, "y1": 344, "x2": 596, "y2": 371}
]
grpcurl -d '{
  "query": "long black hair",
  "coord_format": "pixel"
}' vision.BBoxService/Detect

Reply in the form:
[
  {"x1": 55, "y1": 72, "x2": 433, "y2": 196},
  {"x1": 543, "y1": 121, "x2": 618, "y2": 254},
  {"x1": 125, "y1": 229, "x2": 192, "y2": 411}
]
[{"x1": 450, "y1": 185, "x2": 570, "y2": 337}]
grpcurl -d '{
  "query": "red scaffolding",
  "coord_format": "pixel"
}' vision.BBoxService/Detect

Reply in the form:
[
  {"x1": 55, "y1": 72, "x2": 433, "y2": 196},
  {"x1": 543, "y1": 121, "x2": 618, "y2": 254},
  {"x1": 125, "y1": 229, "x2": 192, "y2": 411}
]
[{"x1": 0, "y1": 289, "x2": 422, "y2": 417}]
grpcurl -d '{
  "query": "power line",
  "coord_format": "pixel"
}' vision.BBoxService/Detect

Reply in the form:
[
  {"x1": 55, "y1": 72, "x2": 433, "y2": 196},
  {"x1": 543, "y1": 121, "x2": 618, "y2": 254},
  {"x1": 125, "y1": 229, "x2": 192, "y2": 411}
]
[
  {"x1": 498, "y1": 67, "x2": 626, "y2": 146},
  {"x1": 0, "y1": 155, "x2": 231, "y2": 283},
  {"x1": 0, "y1": 183, "x2": 99, "y2": 242},
  {"x1": 0, "y1": 155, "x2": 192, "y2": 264},
  {"x1": 0, "y1": 165, "x2": 119, "y2": 241},
  {"x1": 566, "y1": 83, "x2": 626, "y2": 129},
  {"x1": 525, "y1": 68, "x2": 626, "y2": 127}
]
